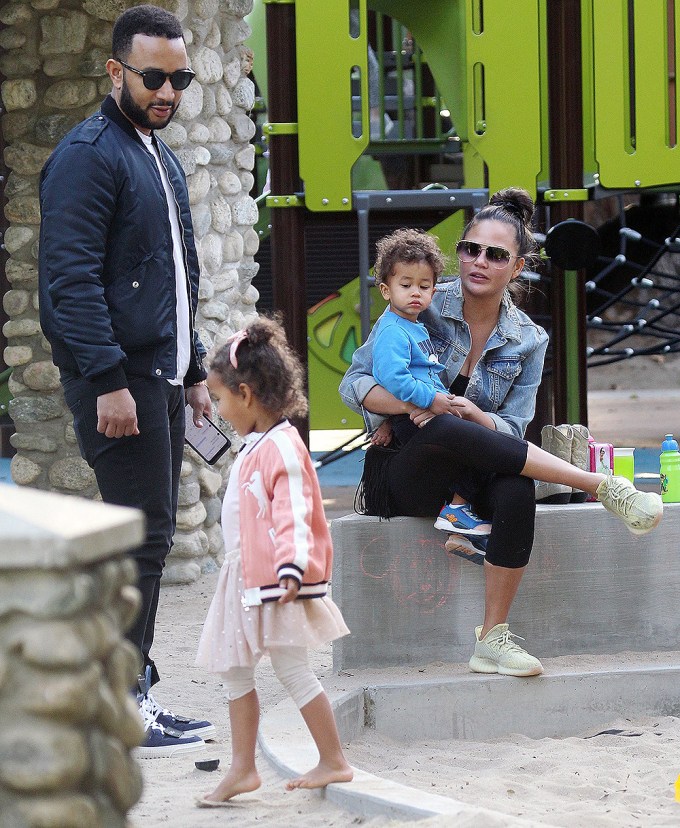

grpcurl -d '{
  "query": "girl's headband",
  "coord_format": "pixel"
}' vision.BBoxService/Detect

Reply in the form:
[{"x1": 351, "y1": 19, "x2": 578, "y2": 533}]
[{"x1": 225, "y1": 329, "x2": 248, "y2": 368}]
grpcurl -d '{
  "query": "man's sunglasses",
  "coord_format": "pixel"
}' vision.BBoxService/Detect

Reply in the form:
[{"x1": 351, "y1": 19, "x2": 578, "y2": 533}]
[
  {"x1": 456, "y1": 240, "x2": 516, "y2": 268},
  {"x1": 118, "y1": 59, "x2": 195, "y2": 91}
]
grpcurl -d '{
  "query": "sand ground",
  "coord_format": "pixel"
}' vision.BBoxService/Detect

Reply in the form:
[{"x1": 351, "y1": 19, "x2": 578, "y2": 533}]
[
  {"x1": 128, "y1": 578, "x2": 400, "y2": 828},
  {"x1": 129, "y1": 356, "x2": 680, "y2": 827},
  {"x1": 347, "y1": 710, "x2": 680, "y2": 827},
  {"x1": 129, "y1": 578, "x2": 680, "y2": 828}
]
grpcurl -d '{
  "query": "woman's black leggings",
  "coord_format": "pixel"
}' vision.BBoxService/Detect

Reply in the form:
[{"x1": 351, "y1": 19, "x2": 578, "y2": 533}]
[{"x1": 387, "y1": 415, "x2": 535, "y2": 569}]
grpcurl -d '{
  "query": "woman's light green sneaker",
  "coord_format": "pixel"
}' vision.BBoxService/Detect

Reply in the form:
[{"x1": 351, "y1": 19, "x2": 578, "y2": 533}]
[
  {"x1": 468, "y1": 624, "x2": 543, "y2": 677},
  {"x1": 596, "y1": 475, "x2": 663, "y2": 535}
]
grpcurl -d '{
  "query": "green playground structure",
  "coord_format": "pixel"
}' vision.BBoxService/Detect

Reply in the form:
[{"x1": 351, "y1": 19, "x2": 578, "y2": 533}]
[
  {"x1": 2, "y1": 1, "x2": 679, "y2": 439},
  {"x1": 250, "y1": 0, "x2": 680, "y2": 432}
]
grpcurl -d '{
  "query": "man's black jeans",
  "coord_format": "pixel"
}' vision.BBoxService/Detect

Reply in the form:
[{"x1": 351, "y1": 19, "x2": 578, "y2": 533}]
[{"x1": 62, "y1": 373, "x2": 185, "y2": 687}]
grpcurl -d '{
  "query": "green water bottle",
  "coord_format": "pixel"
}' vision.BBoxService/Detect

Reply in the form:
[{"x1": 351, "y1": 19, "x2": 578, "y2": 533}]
[{"x1": 660, "y1": 434, "x2": 680, "y2": 503}]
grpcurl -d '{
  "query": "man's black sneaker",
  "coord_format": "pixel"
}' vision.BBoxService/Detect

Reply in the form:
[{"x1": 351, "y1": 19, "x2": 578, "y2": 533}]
[
  {"x1": 137, "y1": 666, "x2": 217, "y2": 740},
  {"x1": 135, "y1": 721, "x2": 206, "y2": 759},
  {"x1": 143, "y1": 694, "x2": 217, "y2": 740}
]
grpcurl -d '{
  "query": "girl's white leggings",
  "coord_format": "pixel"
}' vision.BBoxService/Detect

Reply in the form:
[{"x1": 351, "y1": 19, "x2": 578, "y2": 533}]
[{"x1": 221, "y1": 645, "x2": 323, "y2": 710}]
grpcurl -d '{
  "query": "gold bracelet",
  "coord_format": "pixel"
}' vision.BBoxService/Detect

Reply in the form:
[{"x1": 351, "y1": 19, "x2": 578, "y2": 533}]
[{"x1": 193, "y1": 380, "x2": 207, "y2": 386}]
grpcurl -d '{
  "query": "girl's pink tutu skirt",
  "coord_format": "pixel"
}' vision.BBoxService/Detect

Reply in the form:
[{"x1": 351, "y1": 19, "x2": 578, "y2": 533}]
[{"x1": 196, "y1": 548, "x2": 350, "y2": 672}]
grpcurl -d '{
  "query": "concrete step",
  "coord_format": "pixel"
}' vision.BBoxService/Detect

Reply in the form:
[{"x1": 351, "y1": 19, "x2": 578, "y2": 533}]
[{"x1": 259, "y1": 650, "x2": 680, "y2": 825}]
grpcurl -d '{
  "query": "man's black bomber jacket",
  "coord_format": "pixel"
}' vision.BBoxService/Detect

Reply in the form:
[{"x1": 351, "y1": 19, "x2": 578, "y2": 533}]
[{"x1": 38, "y1": 95, "x2": 207, "y2": 396}]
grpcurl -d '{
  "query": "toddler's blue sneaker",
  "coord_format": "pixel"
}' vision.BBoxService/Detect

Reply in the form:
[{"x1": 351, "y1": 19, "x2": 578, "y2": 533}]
[
  {"x1": 444, "y1": 532, "x2": 487, "y2": 566},
  {"x1": 434, "y1": 503, "x2": 492, "y2": 535}
]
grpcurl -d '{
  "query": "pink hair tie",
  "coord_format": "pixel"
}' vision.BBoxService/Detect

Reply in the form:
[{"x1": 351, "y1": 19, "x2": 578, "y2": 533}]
[{"x1": 226, "y1": 329, "x2": 248, "y2": 368}]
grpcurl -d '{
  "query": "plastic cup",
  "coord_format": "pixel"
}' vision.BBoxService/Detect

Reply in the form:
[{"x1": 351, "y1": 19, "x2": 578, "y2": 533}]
[{"x1": 613, "y1": 447, "x2": 635, "y2": 482}]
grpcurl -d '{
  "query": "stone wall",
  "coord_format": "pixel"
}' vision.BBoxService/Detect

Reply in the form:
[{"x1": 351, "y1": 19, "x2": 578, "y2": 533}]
[
  {"x1": 1, "y1": 0, "x2": 260, "y2": 583},
  {"x1": 0, "y1": 484, "x2": 146, "y2": 826}
]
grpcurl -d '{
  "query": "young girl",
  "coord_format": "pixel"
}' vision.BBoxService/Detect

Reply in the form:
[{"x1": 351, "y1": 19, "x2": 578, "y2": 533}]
[{"x1": 195, "y1": 317, "x2": 353, "y2": 806}]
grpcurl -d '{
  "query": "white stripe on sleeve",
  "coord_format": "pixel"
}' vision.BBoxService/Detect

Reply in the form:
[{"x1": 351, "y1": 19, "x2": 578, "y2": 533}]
[{"x1": 270, "y1": 431, "x2": 309, "y2": 573}]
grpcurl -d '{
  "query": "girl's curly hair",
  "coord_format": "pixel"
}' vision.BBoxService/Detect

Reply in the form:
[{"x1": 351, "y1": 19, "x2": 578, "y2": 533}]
[{"x1": 210, "y1": 315, "x2": 308, "y2": 420}]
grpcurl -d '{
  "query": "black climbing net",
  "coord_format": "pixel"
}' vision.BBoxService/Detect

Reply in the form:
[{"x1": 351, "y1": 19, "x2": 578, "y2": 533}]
[{"x1": 585, "y1": 200, "x2": 680, "y2": 368}]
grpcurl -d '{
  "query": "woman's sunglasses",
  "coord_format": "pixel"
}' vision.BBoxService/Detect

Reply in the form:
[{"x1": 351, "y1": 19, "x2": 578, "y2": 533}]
[
  {"x1": 456, "y1": 240, "x2": 516, "y2": 268},
  {"x1": 118, "y1": 60, "x2": 195, "y2": 91}
]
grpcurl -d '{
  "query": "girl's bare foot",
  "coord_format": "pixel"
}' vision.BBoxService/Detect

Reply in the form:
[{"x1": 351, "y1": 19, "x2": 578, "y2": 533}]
[
  {"x1": 199, "y1": 768, "x2": 261, "y2": 804},
  {"x1": 285, "y1": 760, "x2": 353, "y2": 791}
]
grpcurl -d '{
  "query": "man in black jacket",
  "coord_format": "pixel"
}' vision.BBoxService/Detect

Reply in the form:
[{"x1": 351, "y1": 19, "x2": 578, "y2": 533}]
[{"x1": 39, "y1": 5, "x2": 215, "y2": 758}]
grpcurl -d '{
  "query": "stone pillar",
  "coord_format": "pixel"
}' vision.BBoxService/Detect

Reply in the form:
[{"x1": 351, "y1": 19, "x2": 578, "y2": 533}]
[
  {"x1": 1, "y1": 0, "x2": 260, "y2": 583},
  {"x1": 0, "y1": 483, "x2": 145, "y2": 827}
]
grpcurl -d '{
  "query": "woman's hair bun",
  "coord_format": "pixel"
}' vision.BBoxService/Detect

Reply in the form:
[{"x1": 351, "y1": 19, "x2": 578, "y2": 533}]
[{"x1": 489, "y1": 187, "x2": 534, "y2": 227}]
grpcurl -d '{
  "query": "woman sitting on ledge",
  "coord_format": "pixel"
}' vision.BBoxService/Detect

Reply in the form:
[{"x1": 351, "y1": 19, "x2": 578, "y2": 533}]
[{"x1": 339, "y1": 187, "x2": 662, "y2": 678}]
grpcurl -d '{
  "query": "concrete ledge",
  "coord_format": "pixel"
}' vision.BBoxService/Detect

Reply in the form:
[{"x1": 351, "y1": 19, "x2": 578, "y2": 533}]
[
  {"x1": 331, "y1": 502, "x2": 680, "y2": 671},
  {"x1": 0, "y1": 483, "x2": 144, "y2": 568},
  {"x1": 258, "y1": 654, "x2": 680, "y2": 823}
]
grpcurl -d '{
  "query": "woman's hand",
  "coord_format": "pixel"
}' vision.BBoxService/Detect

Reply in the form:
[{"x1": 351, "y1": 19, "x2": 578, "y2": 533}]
[
  {"x1": 409, "y1": 395, "x2": 496, "y2": 430},
  {"x1": 450, "y1": 395, "x2": 482, "y2": 421},
  {"x1": 410, "y1": 406, "x2": 436, "y2": 427},
  {"x1": 451, "y1": 396, "x2": 496, "y2": 430},
  {"x1": 278, "y1": 577, "x2": 300, "y2": 603},
  {"x1": 411, "y1": 393, "x2": 461, "y2": 427}
]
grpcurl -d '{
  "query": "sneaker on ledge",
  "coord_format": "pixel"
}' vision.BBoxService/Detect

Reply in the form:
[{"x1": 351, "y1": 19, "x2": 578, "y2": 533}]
[
  {"x1": 596, "y1": 475, "x2": 663, "y2": 535},
  {"x1": 434, "y1": 503, "x2": 492, "y2": 535},
  {"x1": 136, "y1": 721, "x2": 206, "y2": 760},
  {"x1": 468, "y1": 623, "x2": 543, "y2": 677},
  {"x1": 444, "y1": 532, "x2": 487, "y2": 566},
  {"x1": 138, "y1": 666, "x2": 216, "y2": 741}
]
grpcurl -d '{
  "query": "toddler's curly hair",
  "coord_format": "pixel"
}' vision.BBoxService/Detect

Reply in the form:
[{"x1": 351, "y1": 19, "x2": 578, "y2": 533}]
[
  {"x1": 210, "y1": 315, "x2": 308, "y2": 420},
  {"x1": 373, "y1": 228, "x2": 447, "y2": 286}
]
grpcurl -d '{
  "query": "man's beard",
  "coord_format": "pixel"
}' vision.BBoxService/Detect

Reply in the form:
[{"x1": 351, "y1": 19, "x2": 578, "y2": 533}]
[{"x1": 119, "y1": 78, "x2": 178, "y2": 131}]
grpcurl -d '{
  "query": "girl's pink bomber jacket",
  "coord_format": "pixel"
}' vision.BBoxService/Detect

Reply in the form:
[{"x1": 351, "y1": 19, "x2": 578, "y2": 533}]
[{"x1": 238, "y1": 420, "x2": 333, "y2": 606}]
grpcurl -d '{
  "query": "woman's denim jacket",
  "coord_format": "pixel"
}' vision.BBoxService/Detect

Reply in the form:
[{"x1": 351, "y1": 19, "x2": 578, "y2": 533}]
[{"x1": 339, "y1": 278, "x2": 549, "y2": 439}]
